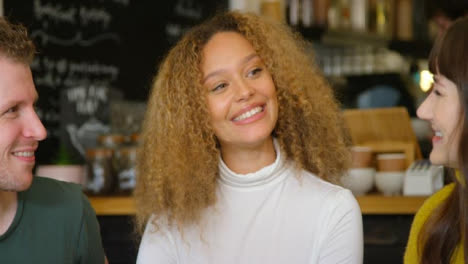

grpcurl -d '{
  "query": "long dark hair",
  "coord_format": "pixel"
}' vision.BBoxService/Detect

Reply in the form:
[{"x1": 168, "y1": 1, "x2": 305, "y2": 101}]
[{"x1": 419, "y1": 17, "x2": 468, "y2": 264}]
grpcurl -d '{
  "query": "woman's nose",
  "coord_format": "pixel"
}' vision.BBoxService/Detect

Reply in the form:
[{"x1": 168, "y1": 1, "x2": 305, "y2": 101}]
[
  {"x1": 235, "y1": 79, "x2": 255, "y2": 101},
  {"x1": 416, "y1": 96, "x2": 432, "y2": 121}
]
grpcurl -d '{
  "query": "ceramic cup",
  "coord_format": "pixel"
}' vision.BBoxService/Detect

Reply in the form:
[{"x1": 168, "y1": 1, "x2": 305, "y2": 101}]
[
  {"x1": 351, "y1": 146, "x2": 373, "y2": 168},
  {"x1": 377, "y1": 153, "x2": 406, "y2": 172}
]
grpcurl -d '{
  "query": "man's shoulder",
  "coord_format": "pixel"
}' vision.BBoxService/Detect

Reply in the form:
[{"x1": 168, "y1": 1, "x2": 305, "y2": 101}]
[
  {"x1": 29, "y1": 176, "x2": 84, "y2": 198},
  {"x1": 24, "y1": 176, "x2": 87, "y2": 216},
  {"x1": 2, "y1": 180, "x2": 104, "y2": 263}
]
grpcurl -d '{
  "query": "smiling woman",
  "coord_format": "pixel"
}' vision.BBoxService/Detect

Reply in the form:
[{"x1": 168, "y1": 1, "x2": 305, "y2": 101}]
[
  {"x1": 404, "y1": 17, "x2": 468, "y2": 264},
  {"x1": 416, "y1": 74, "x2": 461, "y2": 168},
  {"x1": 135, "y1": 11, "x2": 362, "y2": 264}
]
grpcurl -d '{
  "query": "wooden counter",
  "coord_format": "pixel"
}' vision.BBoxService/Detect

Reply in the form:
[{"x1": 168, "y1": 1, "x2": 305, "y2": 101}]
[
  {"x1": 355, "y1": 194, "x2": 427, "y2": 214},
  {"x1": 89, "y1": 194, "x2": 428, "y2": 216},
  {"x1": 89, "y1": 196, "x2": 136, "y2": 216}
]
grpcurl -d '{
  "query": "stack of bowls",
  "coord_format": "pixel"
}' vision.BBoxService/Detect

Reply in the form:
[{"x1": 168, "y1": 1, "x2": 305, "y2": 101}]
[
  {"x1": 375, "y1": 153, "x2": 406, "y2": 195},
  {"x1": 341, "y1": 146, "x2": 375, "y2": 196}
]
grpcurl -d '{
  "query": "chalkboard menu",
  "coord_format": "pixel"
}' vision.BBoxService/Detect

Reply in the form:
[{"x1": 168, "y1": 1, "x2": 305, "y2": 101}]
[{"x1": 4, "y1": 0, "x2": 227, "y2": 164}]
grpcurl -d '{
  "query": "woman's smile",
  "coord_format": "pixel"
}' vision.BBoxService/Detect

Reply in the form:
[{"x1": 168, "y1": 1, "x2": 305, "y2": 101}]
[{"x1": 232, "y1": 105, "x2": 265, "y2": 122}]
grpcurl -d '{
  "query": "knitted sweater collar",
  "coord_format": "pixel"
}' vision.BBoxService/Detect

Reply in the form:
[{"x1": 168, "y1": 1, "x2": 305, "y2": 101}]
[{"x1": 218, "y1": 139, "x2": 288, "y2": 188}]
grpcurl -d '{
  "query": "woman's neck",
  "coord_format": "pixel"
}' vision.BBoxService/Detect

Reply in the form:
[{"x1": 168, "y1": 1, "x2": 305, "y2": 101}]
[{"x1": 220, "y1": 137, "x2": 276, "y2": 174}]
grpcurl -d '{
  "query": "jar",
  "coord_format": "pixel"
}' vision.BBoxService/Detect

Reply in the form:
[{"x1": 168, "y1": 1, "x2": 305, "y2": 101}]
[
  {"x1": 114, "y1": 146, "x2": 137, "y2": 194},
  {"x1": 85, "y1": 148, "x2": 114, "y2": 195},
  {"x1": 130, "y1": 133, "x2": 140, "y2": 145},
  {"x1": 98, "y1": 134, "x2": 125, "y2": 148},
  {"x1": 395, "y1": 0, "x2": 413, "y2": 40},
  {"x1": 260, "y1": 0, "x2": 285, "y2": 23}
]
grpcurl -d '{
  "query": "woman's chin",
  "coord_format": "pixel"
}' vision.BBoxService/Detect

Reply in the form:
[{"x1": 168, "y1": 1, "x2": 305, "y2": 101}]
[{"x1": 429, "y1": 151, "x2": 460, "y2": 168}]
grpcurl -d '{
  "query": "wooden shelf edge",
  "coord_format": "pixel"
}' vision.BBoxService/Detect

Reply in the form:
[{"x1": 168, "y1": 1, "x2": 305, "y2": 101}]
[
  {"x1": 356, "y1": 194, "x2": 427, "y2": 215},
  {"x1": 88, "y1": 196, "x2": 136, "y2": 215},
  {"x1": 88, "y1": 195, "x2": 428, "y2": 216}
]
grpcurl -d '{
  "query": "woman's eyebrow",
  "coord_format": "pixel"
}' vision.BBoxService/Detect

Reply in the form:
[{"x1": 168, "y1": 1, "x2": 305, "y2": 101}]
[
  {"x1": 241, "y1": 53, "x2": 258, "y2": 65},
  {"x1": 202, "y1": 53, "x2": 259, "y2": 83}
]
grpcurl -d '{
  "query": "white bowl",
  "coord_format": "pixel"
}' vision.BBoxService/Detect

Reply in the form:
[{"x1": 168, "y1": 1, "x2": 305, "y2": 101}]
[
  {"x1": 341, "y1": 168, "x2": 375, "y2": 196},
  {"x1": 375, "y1": 171, "x2": 404, "y2": 196}
]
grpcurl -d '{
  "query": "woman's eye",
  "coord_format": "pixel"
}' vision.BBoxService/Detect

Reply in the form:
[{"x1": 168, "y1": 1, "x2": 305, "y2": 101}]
[
  {"x1": 212, "y1": 83, "x2": 227, "y2": 92},
  {"x1": 247, "y1": 68, "x2": 262, "y2": 78},
  {"x1": 433, "y1": 89, "x2": 442, "y2": 96}
]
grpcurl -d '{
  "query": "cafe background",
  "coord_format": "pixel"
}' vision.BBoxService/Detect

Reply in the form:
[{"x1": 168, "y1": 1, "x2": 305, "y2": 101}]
[{"x1": 1, "y1": 0, "x2": 440, "y2": 263}]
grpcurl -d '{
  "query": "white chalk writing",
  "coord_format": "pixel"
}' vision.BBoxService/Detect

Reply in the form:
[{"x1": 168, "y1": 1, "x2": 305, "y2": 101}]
[
  {"x1": 174, "y1": 0, "x2": 202, "y2": 19},
  {"x1": 31, "y1": 30, "x2": 120, "y2": 46},
  {"x1": 166, "y1": 23, "x2": 182, "y2": 38},
  {"x1": 34, "y1": 0, "x2": 77, "y2": 24},
  {"x1": 32, "y1": 56, "x2": 119, "y2": 89},
  {"x1": 98, "y1": 0, "x2": 130, "y2": 6},
  {"x1": 32, "y1": 1, "x2": 121, "y2": 46},
  {"x1": 66, "y1": 85, "x2": 108, "y2": 115},
  {"x1": 80, "y1": 7, "x2": 112, "y2": 28}
]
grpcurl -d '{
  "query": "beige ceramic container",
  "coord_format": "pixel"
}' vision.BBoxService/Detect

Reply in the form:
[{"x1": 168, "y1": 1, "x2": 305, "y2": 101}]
[
  {"x1": 351, "y1": 146, "x2": 373, "y2": 168},
  {"x1": 377, "y1": 153, "x2": 406, "y2": 171}
]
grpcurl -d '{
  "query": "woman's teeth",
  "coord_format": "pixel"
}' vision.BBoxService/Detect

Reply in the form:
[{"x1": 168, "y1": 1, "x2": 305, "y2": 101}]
[
  {"x1": 234, "y1": 106, "x2": 263, "y2": 121},
  {"x1": 435, "y1": 131, "x2": 443, "y2": 137},
  {"x1": 13, "y1": 151, "x2": 34, "y2": 157}
]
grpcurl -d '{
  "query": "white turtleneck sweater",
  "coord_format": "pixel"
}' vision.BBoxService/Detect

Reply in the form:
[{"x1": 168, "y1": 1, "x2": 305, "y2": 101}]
[{"x1": 137, "y1": 143, "x2": 363, "y2": 264}]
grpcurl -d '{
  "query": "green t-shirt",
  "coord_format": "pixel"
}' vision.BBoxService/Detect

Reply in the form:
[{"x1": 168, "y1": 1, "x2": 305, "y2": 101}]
[{"x1": 0, "y1": 176, "x2": 105, "y2": 264}]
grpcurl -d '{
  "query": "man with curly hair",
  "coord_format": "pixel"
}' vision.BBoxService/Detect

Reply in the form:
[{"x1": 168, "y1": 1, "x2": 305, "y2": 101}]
[
  {"x1": 135, "y1": 11, "x2": 362, "y2": 264},
  {"x1": 0, "y1": 17, "x2": 107, "y2": 264}
]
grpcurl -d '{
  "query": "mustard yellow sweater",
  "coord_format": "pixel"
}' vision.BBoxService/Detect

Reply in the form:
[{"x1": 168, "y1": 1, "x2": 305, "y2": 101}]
[{"x1": 404, "y1": 183, "x2": 464, "y2": 263}]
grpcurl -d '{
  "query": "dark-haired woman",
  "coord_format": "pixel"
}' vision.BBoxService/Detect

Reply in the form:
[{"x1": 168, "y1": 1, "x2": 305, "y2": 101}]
[{"x1": 404, "y1": 17, "x2": 468, "y2": 264}]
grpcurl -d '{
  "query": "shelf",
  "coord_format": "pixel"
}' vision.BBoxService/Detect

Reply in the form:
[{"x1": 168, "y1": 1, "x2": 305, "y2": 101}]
[
  {"x1": 321, "y1": 29, "x2": 389, "y2": 47},
  {"x1": 296, "y1": 25, "x2": 432, "y2": 59},
  {"x1": 356, "y1": 194, "x2": 427, "y2": 215},
  {"x1": 88, "y1": 196, "x2": 135, "y2": 216},
  {"x1": 88, "y1": 194, "x2": 428, "y2": 216}
]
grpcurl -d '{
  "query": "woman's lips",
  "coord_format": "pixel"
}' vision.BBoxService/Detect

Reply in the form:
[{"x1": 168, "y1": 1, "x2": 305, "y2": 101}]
[
  {"x1": 232, "y1": 106, "x2": 264, "y2": 122},
  {"x1": 432, "y1": 131, "x2": 443, "y2": 145},
  {"x1": 232, "y1": 105, "x2": 266, "y2": 125}
]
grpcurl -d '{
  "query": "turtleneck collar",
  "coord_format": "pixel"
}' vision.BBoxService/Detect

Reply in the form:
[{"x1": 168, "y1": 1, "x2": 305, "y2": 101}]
[{"x1": 218, "y1": 138, "x2": 288, "y2": 188}]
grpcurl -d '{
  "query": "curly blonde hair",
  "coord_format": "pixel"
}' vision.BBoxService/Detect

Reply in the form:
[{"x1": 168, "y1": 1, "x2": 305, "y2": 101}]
[
  {"x1": 0, "y1": 17, "x2": 35, "y2": 64},
  {"x1": 134, "y1": 11, "x2": 350, "y2": 234}
]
